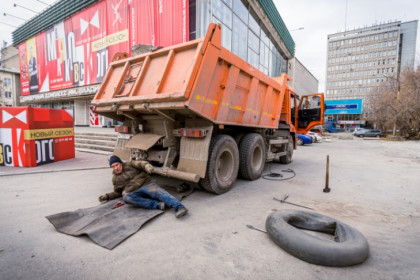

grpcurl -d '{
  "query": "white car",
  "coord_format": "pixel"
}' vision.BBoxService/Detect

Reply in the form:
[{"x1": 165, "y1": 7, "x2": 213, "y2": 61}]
[{"x1": 306, "y1": 131, "x2": 322, "y2": 143}]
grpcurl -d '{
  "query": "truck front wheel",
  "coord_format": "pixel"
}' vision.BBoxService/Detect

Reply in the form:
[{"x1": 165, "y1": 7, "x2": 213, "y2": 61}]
[{"x1": 200, "y1": 135, "x2": 239, "y2": 194}]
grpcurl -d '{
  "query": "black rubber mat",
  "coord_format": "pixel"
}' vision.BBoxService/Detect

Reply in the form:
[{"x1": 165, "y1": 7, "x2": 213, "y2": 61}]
[{"x1": 46, "y1": 184, "x2": 193, "y2": 250}]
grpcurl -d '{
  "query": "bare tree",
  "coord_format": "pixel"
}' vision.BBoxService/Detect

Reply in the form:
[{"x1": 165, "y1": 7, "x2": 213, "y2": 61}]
[{"x1": 367, "y1": 67, "x2": 420, "y2": 139}]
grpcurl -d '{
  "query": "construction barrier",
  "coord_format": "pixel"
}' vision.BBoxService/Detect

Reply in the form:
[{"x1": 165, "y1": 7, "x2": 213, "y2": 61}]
[{"x1": 0, "y1": 107, "x2": 74, "y2": 167}]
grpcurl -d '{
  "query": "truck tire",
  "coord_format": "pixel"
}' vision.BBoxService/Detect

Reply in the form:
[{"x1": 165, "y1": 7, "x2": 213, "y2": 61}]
[
  {"x1": 239, "y1": 133, "x2": 266, "y2": 180},
  {"x1": 200, "y1": 135, "x2": 239, "y2": 194},
  {"x1": 266, "y1": 210, "x2": 369, "y2": 267},
  {"x1": 279, "y1": 136, "x2": 293, "y2": 164}
]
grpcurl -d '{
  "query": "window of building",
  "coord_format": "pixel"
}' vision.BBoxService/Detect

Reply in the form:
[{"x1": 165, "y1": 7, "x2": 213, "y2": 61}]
[
  {"x1": 248, "y1": 29, "x2": 259, "y2": 53},
  {"x1": 213, "y1": 0, "x2": 232, "y2": 29},
  {"x1": 233, "y1": 0, "x2": 248, "y2": 22},
  {"x1": 248, "y1": 9, "x2": 259, "y2": 35},
  {"x1": 232, "y1": 15, "x2": 248, "y2": 60},
  {"x1": 5, "y1": 91, "x2": 12, "y2": 98},
  {"x1": 4, "y1": 78, "x2": 12, "y2": 87}
]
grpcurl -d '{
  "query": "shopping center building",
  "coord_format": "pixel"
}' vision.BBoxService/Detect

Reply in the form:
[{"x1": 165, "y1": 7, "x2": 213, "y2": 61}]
[{"x1": 13, "y1": 0, "x2": 300, "y2": 127}]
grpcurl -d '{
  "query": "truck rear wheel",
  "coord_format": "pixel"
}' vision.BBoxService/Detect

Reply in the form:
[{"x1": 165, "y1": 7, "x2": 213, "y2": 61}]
[
  {"x1": 279, "y1": 136, "x2": 293, "y2": 164},
  {"x1": 239, "y1": 133, "x2": 266, "y2": 180},
  {"x1": 200, "y1": 135, "x2": 239, "y2": 194}
]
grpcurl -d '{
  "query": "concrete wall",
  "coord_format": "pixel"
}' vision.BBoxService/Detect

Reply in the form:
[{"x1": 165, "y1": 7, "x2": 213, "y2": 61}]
[
  {"x1": 74, "y1": 99, "x2": 90, "y2": 126},
  {"x1": 0, "y1": 45, "x2": 19, "y2": 69},
  {"x1": 288, "y1": 58, "x2": 319, "y2": 96}
]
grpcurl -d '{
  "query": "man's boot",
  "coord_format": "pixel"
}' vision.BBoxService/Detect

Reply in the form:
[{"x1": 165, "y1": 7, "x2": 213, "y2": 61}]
[{"x1": 175, "y1": 207, "x2": 188, "y2": 218}]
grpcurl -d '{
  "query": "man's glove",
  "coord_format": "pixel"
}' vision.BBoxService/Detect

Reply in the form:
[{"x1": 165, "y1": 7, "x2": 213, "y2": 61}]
[
  {"x1": 144, "y1": 163, "x2": 154, "y2": 174},
  {"x1": 98, "y1": 194, "x2": 109, "y2": 202}
]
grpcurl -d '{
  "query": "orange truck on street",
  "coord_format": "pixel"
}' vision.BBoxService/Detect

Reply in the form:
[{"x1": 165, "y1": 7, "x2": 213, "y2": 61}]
[{"x1": 92, "y1": 23, "x2": 324, "y2": 194}]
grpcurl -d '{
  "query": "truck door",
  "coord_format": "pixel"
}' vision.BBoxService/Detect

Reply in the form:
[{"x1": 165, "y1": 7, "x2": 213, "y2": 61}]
[{"x1": 296, "y1": 93, "x2": 325, "y2": 134}]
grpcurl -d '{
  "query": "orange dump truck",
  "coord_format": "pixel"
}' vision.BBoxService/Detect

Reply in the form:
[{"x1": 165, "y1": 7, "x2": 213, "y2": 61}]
[{"x1": 92, "y1": 23, "x2": 324, "y2": 194}]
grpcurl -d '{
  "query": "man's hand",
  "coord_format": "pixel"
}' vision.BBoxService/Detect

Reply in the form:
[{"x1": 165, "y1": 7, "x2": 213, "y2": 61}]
[
  {"x1": 144, "y1": 163, "x2": 154, "y2": 174},
  {"x1": 98, "y1": 194, "x2": 109, "y2": 202}
]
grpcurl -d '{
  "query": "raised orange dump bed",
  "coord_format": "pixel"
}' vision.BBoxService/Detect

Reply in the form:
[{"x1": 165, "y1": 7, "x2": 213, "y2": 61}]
[{"x1": 92, "y1": 23, "x2": 290, "y2": 129}]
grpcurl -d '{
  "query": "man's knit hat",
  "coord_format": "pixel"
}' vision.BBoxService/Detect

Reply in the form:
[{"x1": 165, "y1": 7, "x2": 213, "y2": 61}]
[{"x1": 109, "y1": 155, "x2": 122, "y2": 167}]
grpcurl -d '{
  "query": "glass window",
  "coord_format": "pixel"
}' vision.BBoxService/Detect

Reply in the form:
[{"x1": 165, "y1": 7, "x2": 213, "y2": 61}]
[
  {"x1": 212, "y1": 16, "x2": 232, "y2": 50},
  {"x1": 222, "y1": 0, "x2": 232, "y2": 8},
  {"x1": 4, "y1": 78, "x2": 11, "y2": 87},
  {"x1": 248, "y1": 48, "x2": 259, "y2": 68},
  {"x1": 232, "y1": 15, "x2": 248, "y2": 60},
  {"x1": 261, "y1": 28, "x2": 270, "y2": 46},
  {"x1": 233, "y1": 0, "x2": 248, "y2": 22},
  {"x1": 248, "y1": 10, "x2": 260, "y2": 35},
  {"x1": 5, "y1": 91, "x2": 12, "y2": 98},
  {"x1": 259, "y1": 41, "x2": 269, "y2": 69},
  {"x1": 213, "y1": 0, "x2": 232, "y2": 29},
  {"x1": 248, "y1": 29, "x2": 259, "y2": 53}
]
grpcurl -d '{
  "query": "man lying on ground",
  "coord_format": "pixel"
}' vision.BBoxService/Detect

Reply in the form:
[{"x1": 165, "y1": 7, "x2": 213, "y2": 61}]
[{"x1": 99, "y1": 155, "x2": 188, "y2": 218}]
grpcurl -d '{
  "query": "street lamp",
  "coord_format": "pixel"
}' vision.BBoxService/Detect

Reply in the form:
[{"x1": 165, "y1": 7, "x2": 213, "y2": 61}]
[
  {"x1": 3, "y1": 12, "x2": 25, "y2": 21},
  {"x1": 14, "y1": 3, "x2": 38, "y2": 14}
]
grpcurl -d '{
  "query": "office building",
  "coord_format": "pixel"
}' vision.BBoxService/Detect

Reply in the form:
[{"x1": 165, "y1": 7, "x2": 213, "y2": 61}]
[{"x1": 325, "y1": 20, "x2": 418, "y2": 125}]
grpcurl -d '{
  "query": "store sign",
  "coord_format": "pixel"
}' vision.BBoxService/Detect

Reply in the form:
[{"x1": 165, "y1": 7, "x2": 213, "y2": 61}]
[
  {"x1": 324, "y1": 99, "x2": 363, "y2": 115},
  {"x1": 20, "y1": 85, "x2": 100, "y2": 103},
  {"x1": 17, "y1": 0, "x2": 189, "y2": 97},
  {"x1": 326, "y1": 104, "x2": 358, "y2": 110}
]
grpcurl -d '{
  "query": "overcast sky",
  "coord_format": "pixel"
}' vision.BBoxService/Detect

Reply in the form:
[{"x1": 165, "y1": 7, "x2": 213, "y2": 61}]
[
  {"x1": 275, "y1": 0, "x2": 420, "y2": 91},
  {"x1": 1, "y1": 0, "x2": 419, "y2": 92}
]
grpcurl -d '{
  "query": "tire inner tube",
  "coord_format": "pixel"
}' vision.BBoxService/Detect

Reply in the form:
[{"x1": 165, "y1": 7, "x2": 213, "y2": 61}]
[{"x1": 266, "y1": 210, "x2": 369, "y2": 267}]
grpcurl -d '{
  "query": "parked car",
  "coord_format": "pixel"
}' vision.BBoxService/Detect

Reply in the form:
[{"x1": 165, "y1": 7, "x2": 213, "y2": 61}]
[
  {"x1": 354, "y1": 128, "x2": 369, "y2": 137},
  {"x1": 356, "y1": 129, "x2": 385, "y2": 138},
  {"x1": 307, "y1": 131, "x2": 322, "y2": 143},
  {"x1": 297, "y1": 134, "x2": 313, "y2": 145},
  {"x1": 352, "y1": 128, "x2": 365, "y2": 135}
]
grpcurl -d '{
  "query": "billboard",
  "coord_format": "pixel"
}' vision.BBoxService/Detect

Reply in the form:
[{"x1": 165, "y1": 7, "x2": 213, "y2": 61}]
[
  {"x1": 0, "y1": 107, "x2": 74, "y2": 167},
  {"x1": 324, "y1": 99, "x2": 363, "y2": 115},
  {"x1": 17, "y1": 0, "x2": 189, "y2": 96}
]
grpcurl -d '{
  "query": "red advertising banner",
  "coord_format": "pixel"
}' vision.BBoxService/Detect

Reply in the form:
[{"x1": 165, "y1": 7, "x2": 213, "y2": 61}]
[
  {"x1": 0, "y1": 107, "x2": 74, "y2": 167},
  {"x1": 16, "y1": 0, "x2": 188, "y2": 96},
  {"x1": 106, "y1": 0, "x2": 130, "y2": 59},
  {"x1": 154, "y1": 0, "x2": 189, "y2": 47},
  {"x1": 36, "y1": 31, "x2": 48, "y2": 93},
  {"x1": 18, "y1": 43, "x2": 29, "y2": 96},
  {"x1": 130, "y1": 0, "x2": 155, "y2": 46},
  {"x1": 72, "y1": 0, "x2": 108, "y2": 85}
]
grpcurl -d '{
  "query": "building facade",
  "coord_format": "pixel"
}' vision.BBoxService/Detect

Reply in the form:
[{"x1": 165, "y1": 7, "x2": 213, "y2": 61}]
[
  {"x1": 325, "y1": 20, "x2": 418, "y2": 120},
  {"x1": 12, "y1": 0, "x2": 296, "y2": 127},
  {"x1": 288, "y1": 57, "x2": 319, "y2": 96},
  {"x1": 0, "y1": 67, "x2": 20, "y2": 107},
  {"x1": 0, "y1": 45, "x2": 19, "y2": 69}
]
